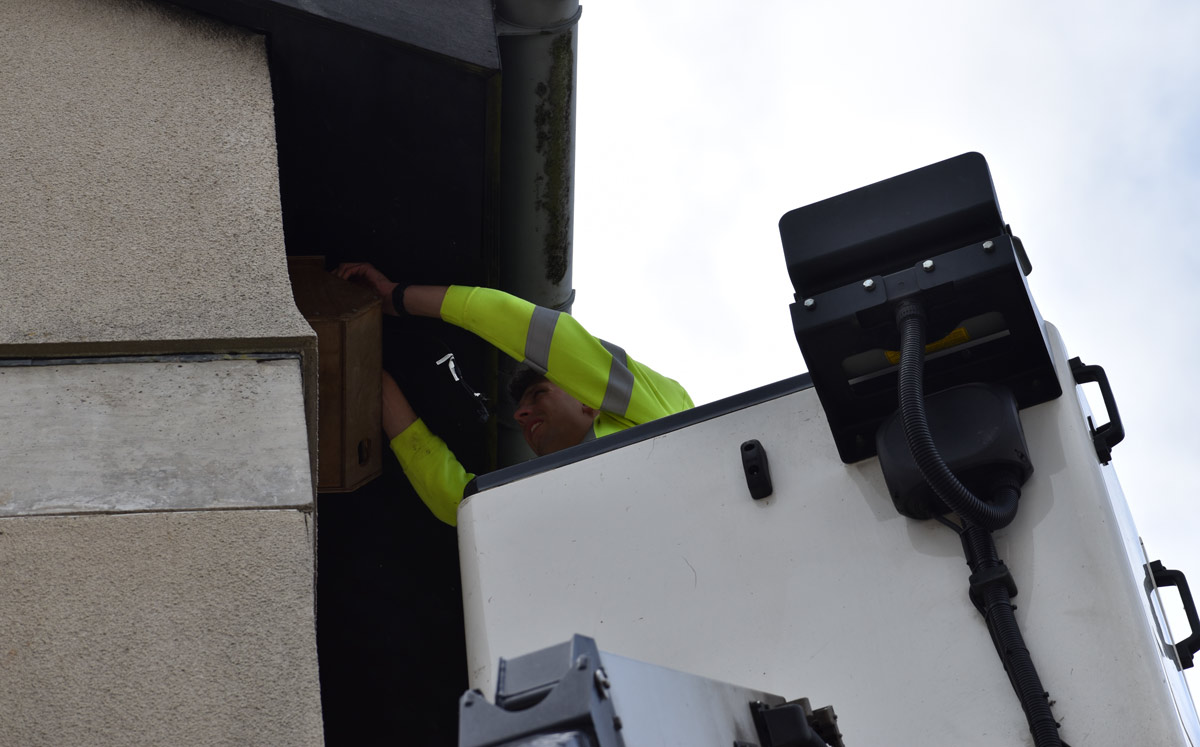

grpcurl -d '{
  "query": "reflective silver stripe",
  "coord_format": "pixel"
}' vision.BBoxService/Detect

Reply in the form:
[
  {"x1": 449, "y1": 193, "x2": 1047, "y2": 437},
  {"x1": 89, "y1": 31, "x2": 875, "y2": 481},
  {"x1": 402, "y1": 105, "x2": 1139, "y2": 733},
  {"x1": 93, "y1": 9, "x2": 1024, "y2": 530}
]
[
  {"x1": 524, "y1": 306, "x2": 560, "y2": 373},
  {"x1": 599, "y1": 339, "x2": 627, "y2": 367},
  {"x1": 600, "y1": 353, "x2": 635, "y2": 416}
]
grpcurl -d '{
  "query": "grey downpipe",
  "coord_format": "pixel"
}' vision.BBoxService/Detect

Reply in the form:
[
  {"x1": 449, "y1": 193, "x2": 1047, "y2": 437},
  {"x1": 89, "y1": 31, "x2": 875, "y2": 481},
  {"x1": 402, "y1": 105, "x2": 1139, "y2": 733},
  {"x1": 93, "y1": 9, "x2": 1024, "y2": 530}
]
[
  {"x1": 495, "y1": 0, "x2": 581, "y2": 311},
  {"x1": 495, "y1": 0, "x2": 582, "y2": 465}
]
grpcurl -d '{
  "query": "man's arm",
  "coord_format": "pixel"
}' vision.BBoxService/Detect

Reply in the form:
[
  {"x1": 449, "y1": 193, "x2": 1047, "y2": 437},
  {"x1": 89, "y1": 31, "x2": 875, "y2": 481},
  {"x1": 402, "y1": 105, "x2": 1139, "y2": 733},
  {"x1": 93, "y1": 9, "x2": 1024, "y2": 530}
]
[
  {"x1": 381, "y1": 370, "x2": 418, "y2": 439},
  {"x1": 382, "y1": 370, "x2": 474, "y2": 526},
  {"x1": 438, "y1": 285, "x2": 694, "y2": 428},
  {"x1": 336, "y1": 262, "x2": 692, "y2": 426},
  {"x1": 400, "y1": 285, "x2": 448, "y2": 318}
]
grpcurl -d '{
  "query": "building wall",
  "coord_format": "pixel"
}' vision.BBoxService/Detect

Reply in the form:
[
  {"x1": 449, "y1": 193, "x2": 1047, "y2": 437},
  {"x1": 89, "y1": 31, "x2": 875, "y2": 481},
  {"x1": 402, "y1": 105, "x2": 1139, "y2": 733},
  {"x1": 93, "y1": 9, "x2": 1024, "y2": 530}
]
[
  {"x1": 0, "y1": 510, "x2": 323, "y2": 746},
  {"x1": 0, "y1": 1, "x2": 323, "y2": 743},
  {"x1": 0, "y1": 0, "x2": 313, "y2": 357}
]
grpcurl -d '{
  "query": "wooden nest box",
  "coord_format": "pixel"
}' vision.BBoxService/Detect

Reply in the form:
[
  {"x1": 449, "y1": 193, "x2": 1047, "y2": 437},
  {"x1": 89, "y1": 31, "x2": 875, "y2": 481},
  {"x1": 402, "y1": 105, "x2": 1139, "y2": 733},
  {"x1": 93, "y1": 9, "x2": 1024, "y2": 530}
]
[{"x1": 288, "y1": 256, "x2": 383, "y2": 493}]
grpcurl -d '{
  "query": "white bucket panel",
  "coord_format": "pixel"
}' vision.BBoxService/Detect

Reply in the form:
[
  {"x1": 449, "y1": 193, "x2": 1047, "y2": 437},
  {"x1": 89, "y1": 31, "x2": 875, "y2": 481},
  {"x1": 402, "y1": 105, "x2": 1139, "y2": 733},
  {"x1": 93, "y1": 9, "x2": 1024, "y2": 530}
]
[{"x1": 459, "y1": 323, "x2": 1193, "y2": 745}]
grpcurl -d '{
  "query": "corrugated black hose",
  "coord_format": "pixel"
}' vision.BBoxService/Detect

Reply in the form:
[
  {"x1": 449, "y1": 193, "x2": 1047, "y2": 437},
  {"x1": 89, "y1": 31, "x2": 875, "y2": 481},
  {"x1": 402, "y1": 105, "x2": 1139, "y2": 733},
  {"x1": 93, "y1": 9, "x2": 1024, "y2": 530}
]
[
  {"x1": 894, "y1": 299, "x2": 1064, "y2": 747},
  {"x1": 894, "y1": 300, "x2": 1018, "y2": 531},
  {"x1": 964, "y1": 513, "x2": 1062, "y2": 746}
]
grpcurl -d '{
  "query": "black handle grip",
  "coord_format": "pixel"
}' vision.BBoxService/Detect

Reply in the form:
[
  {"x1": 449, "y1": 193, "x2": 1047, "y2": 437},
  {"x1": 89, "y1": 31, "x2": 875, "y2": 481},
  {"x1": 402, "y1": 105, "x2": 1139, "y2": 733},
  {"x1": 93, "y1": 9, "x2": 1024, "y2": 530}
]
[
  {"x1": 1069, "y1": 357, "x2": 1125, "y2": 464},
  {"x1": 1149, "y1": 560, "x2": 1200, "y2": 670},
  {"x1": 741, "y1": 439, "x2": 774, "y2": 500}
]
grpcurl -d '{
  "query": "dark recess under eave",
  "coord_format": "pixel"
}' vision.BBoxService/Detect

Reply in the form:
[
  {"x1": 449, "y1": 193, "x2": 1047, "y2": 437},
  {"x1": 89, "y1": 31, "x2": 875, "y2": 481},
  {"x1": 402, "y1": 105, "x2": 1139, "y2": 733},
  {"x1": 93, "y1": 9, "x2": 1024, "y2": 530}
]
[
  {"x1": 163, "y1": 2, "x2": 506, "y2": 745},
  {"x1": 173, "y1": 0, "x2": 499, "y2": 70}
]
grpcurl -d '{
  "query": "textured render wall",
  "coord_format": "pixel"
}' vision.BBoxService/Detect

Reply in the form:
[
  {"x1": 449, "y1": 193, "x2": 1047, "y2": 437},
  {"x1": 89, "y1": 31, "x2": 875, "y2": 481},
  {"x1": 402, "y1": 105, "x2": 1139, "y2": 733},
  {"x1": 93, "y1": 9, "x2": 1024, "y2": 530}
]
[
  {"x1": 0, "y1": 510, "x2": 323, "y2": 747},
  {"x1": 0, "y1": 0, "x2": 313, "y2": 358},
  {"x1": 0, "y1": 2, "x2": 324, "y2": 744}
]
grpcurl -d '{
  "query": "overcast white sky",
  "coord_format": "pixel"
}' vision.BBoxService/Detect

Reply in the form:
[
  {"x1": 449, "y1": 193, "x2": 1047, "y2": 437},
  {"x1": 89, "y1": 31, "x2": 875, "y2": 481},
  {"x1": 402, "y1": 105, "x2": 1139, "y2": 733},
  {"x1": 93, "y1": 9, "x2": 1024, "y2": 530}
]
[{"x1": 570, "y1": 0, "x2": 1200, "y2": 710}]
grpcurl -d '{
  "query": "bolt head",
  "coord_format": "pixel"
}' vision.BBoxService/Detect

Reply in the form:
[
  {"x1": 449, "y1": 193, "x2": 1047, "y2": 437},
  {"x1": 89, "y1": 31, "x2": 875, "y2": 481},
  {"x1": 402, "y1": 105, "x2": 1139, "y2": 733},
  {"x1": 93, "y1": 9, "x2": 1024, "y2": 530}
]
[
  {"x1": 862, "y1": 278, "x2": 876, "y2": 291},
  {"x1": 803, "y1": 298, "x2": 815, "y2": 309},
  {"x1": 983, "y1": 240, "x2": 995, "y2": 253},
  {"x1": 922, "y1": 259, "x2": 935, "y2": 272}
]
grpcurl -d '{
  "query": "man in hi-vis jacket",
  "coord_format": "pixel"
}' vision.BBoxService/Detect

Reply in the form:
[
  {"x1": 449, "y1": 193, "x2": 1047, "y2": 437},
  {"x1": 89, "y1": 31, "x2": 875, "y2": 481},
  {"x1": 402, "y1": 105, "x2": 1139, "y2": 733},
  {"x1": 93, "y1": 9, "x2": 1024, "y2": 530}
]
[{"x1": 335, "y1": 264, "x2": 694, "y2": 526}]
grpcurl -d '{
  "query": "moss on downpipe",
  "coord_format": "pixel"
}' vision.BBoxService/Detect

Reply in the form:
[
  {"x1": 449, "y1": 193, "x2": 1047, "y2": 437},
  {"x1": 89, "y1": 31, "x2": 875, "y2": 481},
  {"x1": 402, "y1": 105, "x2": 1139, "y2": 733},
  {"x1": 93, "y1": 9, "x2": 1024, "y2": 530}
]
[
  {"x1": 495, "y1": 1, "x2": 580, "y2": 312},
  {"x1": 533, "y1": 33, "x2": 574, "y2": 285}
]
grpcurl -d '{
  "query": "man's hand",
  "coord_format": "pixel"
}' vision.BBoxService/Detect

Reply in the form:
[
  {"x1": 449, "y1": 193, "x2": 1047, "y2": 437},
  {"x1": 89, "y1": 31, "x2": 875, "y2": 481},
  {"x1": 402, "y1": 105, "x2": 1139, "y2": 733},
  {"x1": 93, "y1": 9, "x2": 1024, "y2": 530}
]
[
  {"x1": 335, "y1": 262, "x2": 400, "y2": 315},
  {"x1": 334, "y1": 262, "x2": 449, "y2": 318}
]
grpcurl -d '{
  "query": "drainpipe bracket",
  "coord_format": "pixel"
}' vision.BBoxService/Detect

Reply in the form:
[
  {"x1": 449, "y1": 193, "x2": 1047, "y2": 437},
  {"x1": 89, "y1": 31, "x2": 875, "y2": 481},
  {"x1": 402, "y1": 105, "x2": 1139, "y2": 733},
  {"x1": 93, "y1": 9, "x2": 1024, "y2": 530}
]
[
  {"x1": 496, "y1": 6, "x2": 582, "y2": 37},
  {"x1": 549, "y1": 288, "x2": 576, "y2": 312}
]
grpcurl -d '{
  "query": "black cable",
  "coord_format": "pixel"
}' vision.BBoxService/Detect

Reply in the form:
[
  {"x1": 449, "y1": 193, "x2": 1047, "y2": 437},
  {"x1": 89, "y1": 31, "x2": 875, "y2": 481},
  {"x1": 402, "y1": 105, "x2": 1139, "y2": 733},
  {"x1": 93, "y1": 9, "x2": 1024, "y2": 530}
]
[
  {"x1": 963, "y1": 520, "x2": 1061, "y2": 746},
  {"x1": 894, "y1": 300, "x2": 1018, "y2": 531},
  {"x1": 894, "y1": 298, "x2": 1063, "y2": 747}
]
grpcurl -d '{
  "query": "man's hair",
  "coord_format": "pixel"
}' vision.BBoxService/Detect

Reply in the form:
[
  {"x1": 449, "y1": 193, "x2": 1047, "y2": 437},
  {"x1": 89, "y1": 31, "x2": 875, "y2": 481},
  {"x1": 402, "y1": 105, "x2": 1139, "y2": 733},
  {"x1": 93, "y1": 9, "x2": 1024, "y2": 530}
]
[{"x1": 508, "y1": 366, "x2": 546, "y2": 404}]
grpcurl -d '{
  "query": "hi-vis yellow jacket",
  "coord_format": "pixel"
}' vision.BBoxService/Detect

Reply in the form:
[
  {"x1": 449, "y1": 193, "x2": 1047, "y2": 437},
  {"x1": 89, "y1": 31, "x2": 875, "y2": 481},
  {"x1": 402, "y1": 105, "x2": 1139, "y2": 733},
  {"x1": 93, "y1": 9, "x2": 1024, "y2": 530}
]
[{"x1": 390, "y1": 285, "x2": 694, "y2": 525}]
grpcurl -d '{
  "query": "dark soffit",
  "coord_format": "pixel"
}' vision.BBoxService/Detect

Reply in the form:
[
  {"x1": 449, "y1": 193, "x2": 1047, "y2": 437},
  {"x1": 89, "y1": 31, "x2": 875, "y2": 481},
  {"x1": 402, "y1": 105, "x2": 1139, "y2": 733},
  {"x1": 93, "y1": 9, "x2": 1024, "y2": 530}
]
[{"x1": 169, "y1": 0, "x2": 500, "y2": 71}]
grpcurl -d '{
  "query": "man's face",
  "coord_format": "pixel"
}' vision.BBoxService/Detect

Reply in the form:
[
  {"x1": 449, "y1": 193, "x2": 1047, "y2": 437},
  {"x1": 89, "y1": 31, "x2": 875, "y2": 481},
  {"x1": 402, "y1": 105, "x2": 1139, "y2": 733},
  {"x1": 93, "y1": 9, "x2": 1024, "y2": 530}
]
[{"x1": 514, "y1": 379, "x2": 597, "y2": 456}]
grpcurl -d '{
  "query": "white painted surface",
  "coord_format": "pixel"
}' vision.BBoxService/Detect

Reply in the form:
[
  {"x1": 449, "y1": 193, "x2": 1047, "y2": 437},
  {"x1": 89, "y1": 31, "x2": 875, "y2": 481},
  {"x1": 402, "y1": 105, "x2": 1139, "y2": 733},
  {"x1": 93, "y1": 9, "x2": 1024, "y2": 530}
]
[
  {"x1": 459, "y1": 323, "x2": 1196, "y2": 745},
  {"x1": 0, "y1": 357, "x2": 311, "y2": 515}
]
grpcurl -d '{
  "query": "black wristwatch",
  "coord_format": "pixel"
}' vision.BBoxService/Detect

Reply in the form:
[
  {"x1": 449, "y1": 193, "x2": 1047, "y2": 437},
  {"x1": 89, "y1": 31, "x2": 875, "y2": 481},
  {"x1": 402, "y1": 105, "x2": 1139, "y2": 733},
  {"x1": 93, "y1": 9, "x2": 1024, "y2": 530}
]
[{"x1": 391, "y1": 284, "x2": 412, "y2": 317}]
